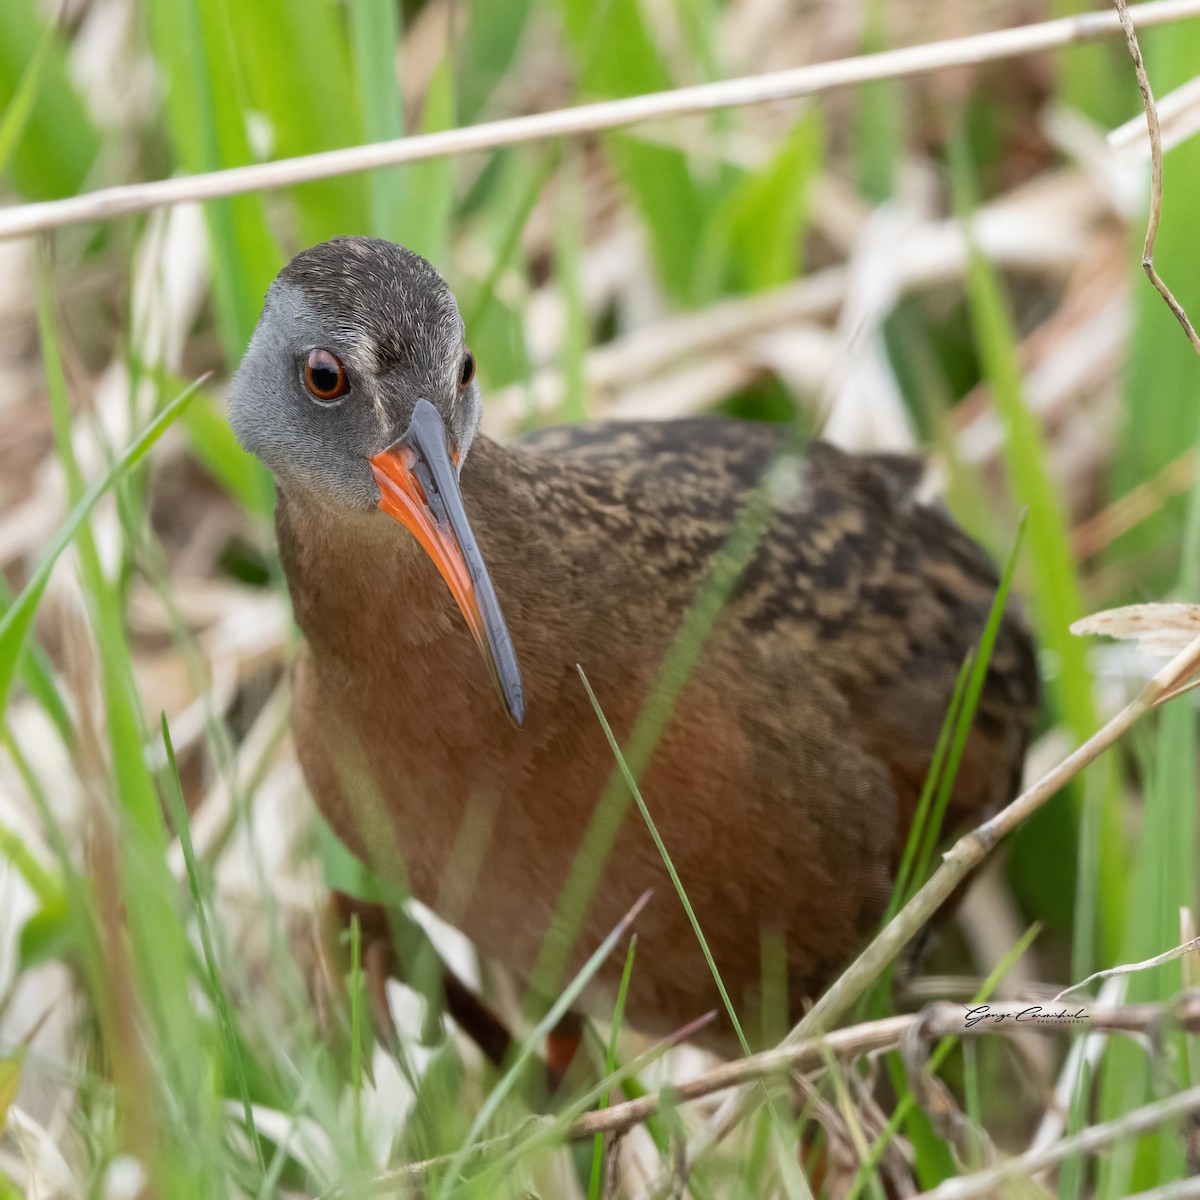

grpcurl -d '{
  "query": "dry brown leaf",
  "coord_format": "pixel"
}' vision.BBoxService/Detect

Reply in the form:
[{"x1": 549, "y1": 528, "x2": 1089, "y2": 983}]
[{"x1": 1070, "y1": 602, "x2": 1200, "y2": 656}]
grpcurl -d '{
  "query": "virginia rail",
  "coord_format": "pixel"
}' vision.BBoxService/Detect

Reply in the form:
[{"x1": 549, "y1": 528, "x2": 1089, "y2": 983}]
[{"x1": 229, "y1": 236, "x2": 1038, "y2": 1051}]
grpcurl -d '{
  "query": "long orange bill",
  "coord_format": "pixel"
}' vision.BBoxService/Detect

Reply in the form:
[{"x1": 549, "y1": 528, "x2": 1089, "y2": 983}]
[{"x1": 369, "y1": 399, "x2": 526, "y2": 728}]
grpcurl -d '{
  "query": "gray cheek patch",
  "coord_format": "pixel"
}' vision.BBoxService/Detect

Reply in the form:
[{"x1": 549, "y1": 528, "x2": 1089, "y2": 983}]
[{"x1": 227, "y1": 283, "x2": 384, "y2": 510}]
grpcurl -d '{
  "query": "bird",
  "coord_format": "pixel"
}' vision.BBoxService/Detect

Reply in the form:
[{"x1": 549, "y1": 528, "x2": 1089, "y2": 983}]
[{"x1": 228, "y1": 236, "x2": 1039, "y2": 1054}]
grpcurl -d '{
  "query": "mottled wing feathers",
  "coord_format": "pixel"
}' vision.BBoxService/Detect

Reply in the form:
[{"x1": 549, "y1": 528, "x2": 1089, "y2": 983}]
[{"x1": 517, "y1": 416, "x2": 1039, "y2": 833}]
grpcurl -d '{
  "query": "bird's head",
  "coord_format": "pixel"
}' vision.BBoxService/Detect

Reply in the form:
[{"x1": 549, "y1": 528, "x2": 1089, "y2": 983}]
[{"x1": 229, "y1": 236, "x2": 524, "y2": 727}]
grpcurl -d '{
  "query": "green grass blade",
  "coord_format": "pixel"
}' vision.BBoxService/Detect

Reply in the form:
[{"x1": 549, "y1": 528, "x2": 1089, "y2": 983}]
[
  {"x1": 349, "y1": 912, "x2": 364, "y2": 1161},
  {"x1": 949, "y1": 127, "x2": 1125, "y2": 959},
  {"x1": 1109, "y1": 16, "x2": 1200, "y2": 572},
  {"x1": 554, "y1": 156, "x2": 588, "y2": 424},
  {"x1": 845, "y1": 921, "x2": 1042, "y2": 1200},
  {"x1": 226, "y1": 0, "x2": 369, "y2": 242},
  {"x1": 855, "y1": 0, "x2": 899, "y2": 202},
  {"x1": 0, "y1": 380, "x2": 201, "y2": 721},
  {"x1": 887, "y1": 653, "x2": 972, "y2": 921},
  {"x1": 2, "y1": 729, "x2": 108, "y2": 1034},
  {"x1": 951, "y1": 141, "x2": 1086, "y2": 729},
  {"x1": 699, "y1": 110, "x2": 822, "y2": 298},
  {"x1": 0, "y1": 16, "x2": 52, "y2": 174},
  {"x1": 39, "y1": 265, "x2": 228, "y2": 1189},
  {"x1": 144, "y1": 0, "x2": 282, "y2": 360},
  {"x1": 821, "y1": 1044, "x2": 887, "y2": 1200},
  {"x1": 911, "y1": 515, "x2": 1027, "y2": 892},
  {"x1": 961, "y1": 1039, "x2": 982, "y2": 1169},
  {"x1": 577, "y1": 664, "x2": 751, "y2": 1056},
  {"x1": 397, "y1": 56, "x2": 456, "y2": 267},
  {"x1": 578, "y1": 665, "x2": 815, "y2": 1199},
  {"x1": 531, "y1": 442, "x2": 795, "y2": 999},
  {"x1": 434, "y1": 891, "x2": 650, "y2": 1199},
  {"x1": 175, "y1": 385, "x2": 275, "y2": 515},
  {"x1": 1093, "y1": 29, "x2": 1200, "y2": 1185},
  {"x1": 561, "y1": 0, "x2": 716, "y2": 305},
  {"x1": 1059, "y1": 1058, "x2": 1092, "y2": 1200},
  {"x1": 0, "y1": 0, "x2": 98, "y2": 199},
  {"x1": 160, "y1": 715, "x2": 265, "y2": 1174},
  {"x1": 457, "y1": 0, "x2": 535, "y2": 125},
  {"x1": 349, "y1": 0, "x2": 405, "y2": 243},
  {"x1": 587, "y1": 934, "x2": 637, "y2": 1200},
  {"x1": 461, "y1": 148, "x2": 557, "y2": 398},
  {"x1": 474, "y1": 1007, "x2": 720, "y2": 1191},
  {"x1": 0, "y1": 817, "x2": 59, "y2": 906},
  {"x1": 1051, "y1": 0, "x2": 1130, "y2": 127},
  {"x1": 1096, "y1": 640, "x2": 1199, "y2": 1192},
  {"x1": 0, "y1": 575, "x2": 73, "y2": 747}
]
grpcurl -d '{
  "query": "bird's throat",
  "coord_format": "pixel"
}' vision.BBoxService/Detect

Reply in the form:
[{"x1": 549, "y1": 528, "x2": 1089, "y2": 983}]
[{"x1": 275, "y1": 435, "x2": 530, "y2": 675}]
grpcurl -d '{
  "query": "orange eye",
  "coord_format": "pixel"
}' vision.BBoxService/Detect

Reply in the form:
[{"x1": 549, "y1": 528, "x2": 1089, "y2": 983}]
[
  {"x1": 458, "y1": 350, "x2": 476, "y2": 389},
  {"x1": 304, "y1": 349, "x2": 349, "y2": 402}
]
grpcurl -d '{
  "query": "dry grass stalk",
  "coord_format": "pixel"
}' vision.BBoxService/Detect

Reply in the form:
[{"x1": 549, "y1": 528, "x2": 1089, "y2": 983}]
[
  {"x1": 1071, "y1": 449, "x2": 1197, "y2": 559},
  {"x1": 341, "y1": 994, "x2": 1200, "y2": 1193},
  {"x1": 2, "y1": 0, "x2": 1200, "y2": 240},
  {"x1": 1112, "y1": 0, "x2": 1200, "y2": 357},
  {"x1": 487, "y1": 173, "x2": 1102, "y2": 436},
  {"x1": 689, "y1": 627, "x2": 1200, "y2": 1171},
  {"x1": 1027, "y1": 975, "x2": 1128, "y2": 1176},
  {"x1": 916, "y1": 1081, "x2": 1200, "y2": 1199},
  {"x1": 1052, "y1": 935, "x2": 1200, "y2": 1003},
  {"x1": 1109, "y1": 76, "x2": 1200, "y2": 160},
  {"x1": 1070, "y1": 602, "x2": 1200, "y2": 655}
]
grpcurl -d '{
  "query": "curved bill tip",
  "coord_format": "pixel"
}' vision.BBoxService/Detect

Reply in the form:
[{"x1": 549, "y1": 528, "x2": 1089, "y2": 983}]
[{"x1": 369, "y1": 399, "x2": 526, "y2": 728}]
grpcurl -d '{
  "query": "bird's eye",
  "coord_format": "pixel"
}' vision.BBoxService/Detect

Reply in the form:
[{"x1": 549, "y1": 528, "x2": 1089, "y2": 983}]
[
  {"x1": 458, "y1": 350, "x2": 476, "y2": 389},
  {"x1": 304, "y1": 349, "x2": 349, "y2": 402}
]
